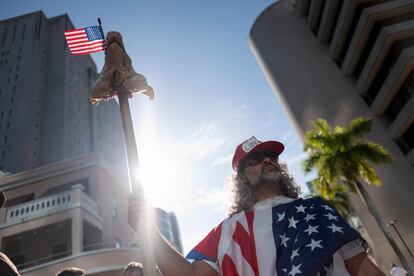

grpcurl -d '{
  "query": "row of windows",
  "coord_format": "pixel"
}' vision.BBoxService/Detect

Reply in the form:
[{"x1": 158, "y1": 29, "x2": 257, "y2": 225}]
[
  {"x1": 0, "y1": 56, "x2": 23, "y2": 66},
  {"x1": 0, "y1": 109, "x2": 13, "y2": 118},
  {"x1": 302, "y1": 0, "x2": 414, "y2": 156},
  {"x1": 1, "y1": 22, "x2": 27, "y2": 46},
  {"x1": 0, "y1": 86, "x2": 17, "y2": 96}
]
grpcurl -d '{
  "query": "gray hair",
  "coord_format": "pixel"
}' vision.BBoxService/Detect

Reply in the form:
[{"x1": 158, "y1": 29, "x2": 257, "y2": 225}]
[{"x1": 227, "y1": 161, "x2": 300, "y2": 214}]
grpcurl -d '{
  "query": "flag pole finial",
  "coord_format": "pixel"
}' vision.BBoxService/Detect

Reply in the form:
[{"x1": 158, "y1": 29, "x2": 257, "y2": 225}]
[{"x1": 97, "y1": 18, "x2": 105, "y2": 40}]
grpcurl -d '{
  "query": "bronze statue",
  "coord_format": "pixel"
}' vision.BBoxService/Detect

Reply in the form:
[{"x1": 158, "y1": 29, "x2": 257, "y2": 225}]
[{"x1": 91, "y1": 31, "x2": 154, "y2": 104}]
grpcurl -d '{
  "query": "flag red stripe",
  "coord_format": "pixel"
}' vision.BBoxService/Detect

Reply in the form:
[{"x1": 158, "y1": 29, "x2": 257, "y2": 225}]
[
  {"x1": 71, "y1": 45, "x2": 107, "y2": 55},
  {"x1": 222, "y1": 254, "x2": 239, "y2": 276},
  {"x1": 72, "y1": 48, "x2": 106, "y2": 56},
  {"x1": 64, "y1": 27, "x2": 106, "y2": 55},
  {"x1": 70, "y1": 41, "x2": 107, "y2": 51},
  {"x1": 193, "y1": 223, "x2": 222, "y2": 260},
  {"x1": 68, "y1": 39, "x2": 105, "y2": 48},
  {"x1": 65, "y1": 33, "x2": 87, "y2": 40},
  {"x1": 246, "y1": 211, "x2": 259, "y2": 276},
  {"x1": 232, "y1": 221, "x2": 259, "y2": 276},
  {"x1": 64, "y1": 28, "x2": 86, "y2": 34}
]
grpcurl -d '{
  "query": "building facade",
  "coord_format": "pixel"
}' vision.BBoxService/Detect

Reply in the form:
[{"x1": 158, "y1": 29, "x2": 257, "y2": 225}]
[
  {"x1": 154, "y1": 208, "x2": 183, "y2": 253},
  {"x1": 0, "y1": 11, "x2": 164, "y2": 275},
  {"x1": 0, "y1": 11, "x2": 128, "y2": 182},
  {"x1": 0, "y1": 154, "x2": 139, "y2": 275},
  {"x1": 250, "y1": 0, "x2": 414, "y2": 271}
]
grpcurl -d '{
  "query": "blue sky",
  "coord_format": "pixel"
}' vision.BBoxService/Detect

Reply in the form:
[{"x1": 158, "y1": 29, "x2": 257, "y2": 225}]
[{"x1": 2, "y1": 0, "x2": 312, "y2": 253}]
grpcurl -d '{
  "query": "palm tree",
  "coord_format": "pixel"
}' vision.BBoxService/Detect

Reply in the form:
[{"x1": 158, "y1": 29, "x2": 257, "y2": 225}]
[
  {"x1": 302, "y1": 117, "x2": 409, "y2": 268},
  {"x1": 311, "y1": 177, "x2": 353, "y2": 219}
]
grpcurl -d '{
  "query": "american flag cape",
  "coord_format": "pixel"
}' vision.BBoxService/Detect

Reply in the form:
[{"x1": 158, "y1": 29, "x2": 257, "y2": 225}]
[
  {"x1": 186, "y1": 197, "x2": 363, "y2": 276},
  {"x1": 64, "y1": 26, "x2": 107, "y2": 55}
]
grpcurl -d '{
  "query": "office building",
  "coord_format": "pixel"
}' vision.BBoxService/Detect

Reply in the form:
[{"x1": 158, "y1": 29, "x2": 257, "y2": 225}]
[
  {"x1": 0, "y1": 11, "x2": 145, "y2": 275},
  {"x1": 250, "y1": 0, "x2": 414, "y2": 270},
  {"x1": 154, "y1": 207, "x2": 183, "y2": 253},
  {"x1": 0, "y1": 154, "x2": 139, "y2": 275},
  {"x1": 0, "y1": 11, "x2": 127, "y2": 182}
]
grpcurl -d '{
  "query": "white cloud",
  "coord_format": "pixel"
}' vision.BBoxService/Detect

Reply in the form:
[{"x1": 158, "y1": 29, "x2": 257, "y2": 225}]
[
  {"x1": 195, "y1": 187, "x2": 228, "y2": 211},
  {"x1": 210, "y1": 152, "x2": 233, "y2": 167},
  {"x1": 180, "y1": 121, "x2": 229, "y2": 161},
  {"x1": 285, "y1": 152, "x2": 309, "y2": 167}
]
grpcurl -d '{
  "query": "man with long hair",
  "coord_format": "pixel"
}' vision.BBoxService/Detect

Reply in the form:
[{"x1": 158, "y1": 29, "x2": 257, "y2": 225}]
[{"x1": 128, "y1": 136, "x2": 384, "y2": 275}]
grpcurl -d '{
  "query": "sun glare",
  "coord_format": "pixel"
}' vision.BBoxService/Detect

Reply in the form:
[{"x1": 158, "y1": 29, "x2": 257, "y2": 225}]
[{"x1": 132, "y1": 104, "x2": 188, "y2": 211}]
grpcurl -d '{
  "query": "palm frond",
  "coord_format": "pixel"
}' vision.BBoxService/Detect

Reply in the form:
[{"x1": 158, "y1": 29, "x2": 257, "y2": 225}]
[
  {"x1": 347, "y1": 117, "x2": 372, "y2": 138},
  {"x1": 352, "y1": 142, "x2": 393, "y2": 164}
]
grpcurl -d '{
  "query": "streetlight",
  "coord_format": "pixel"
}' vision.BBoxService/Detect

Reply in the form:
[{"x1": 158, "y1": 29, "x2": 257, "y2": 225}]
[{"x1": 387, "y1": 220, "x2": 414, "y2": 261}]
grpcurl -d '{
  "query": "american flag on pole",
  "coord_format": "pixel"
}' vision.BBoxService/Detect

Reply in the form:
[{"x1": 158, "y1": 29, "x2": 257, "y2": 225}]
[
  {"x1": 64, "y1": 26, "x2": 107, "y2": 56},
  {"x1": 187, "y1": 197, "x2": 364, "y2": 276}
]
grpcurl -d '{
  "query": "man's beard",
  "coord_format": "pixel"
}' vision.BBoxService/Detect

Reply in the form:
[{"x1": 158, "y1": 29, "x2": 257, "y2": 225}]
[
  {"x1": 262, "y1": 170, "x2": 283, "y2": 183},
  {"x1": 249, "y1": 169, "x2": 283, "y2": 187}
]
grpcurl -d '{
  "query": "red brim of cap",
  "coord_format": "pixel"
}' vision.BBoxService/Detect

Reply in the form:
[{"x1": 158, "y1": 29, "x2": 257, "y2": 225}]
[{"x1": 232, "y1": 140, "x2": 284, "y2": 170}]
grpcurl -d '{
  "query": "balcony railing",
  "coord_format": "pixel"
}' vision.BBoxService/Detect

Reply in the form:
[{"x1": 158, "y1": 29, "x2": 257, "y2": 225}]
[
  {"x1": 1, "y1": 184, "x2": 100, "y2": 228},
  {"x1": 17, "y1": 243, "x2": 136, "y2": 271}
]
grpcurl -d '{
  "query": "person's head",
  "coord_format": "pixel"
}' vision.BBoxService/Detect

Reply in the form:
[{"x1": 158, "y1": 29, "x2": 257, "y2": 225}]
[
  {"x1": 56, "y1": 267, "x2": 84, "y2": 276},
  {"x1": 123, "y1": 262, "x2": 143, "y2": 276},
  {"x1": 228, "y1": 136, "x2": 300, "y2": 213}
]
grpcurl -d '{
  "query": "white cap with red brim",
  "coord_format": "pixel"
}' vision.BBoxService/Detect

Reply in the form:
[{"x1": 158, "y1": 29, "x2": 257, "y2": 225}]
[{"x1": 232, "y1": 136, "x2": 284, "y2": 171}]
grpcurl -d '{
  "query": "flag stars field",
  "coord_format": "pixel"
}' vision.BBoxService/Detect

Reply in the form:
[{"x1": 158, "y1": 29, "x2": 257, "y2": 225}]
[
  {"x1": 280, "y1": 233, "x2": 290, "y2": 248},
  {"x1": 288, "y1": 216, "x2": 299, "y2": 229},
  {"x1": 304, "y1": 213, "x2": 316, "y2": 222},
  {"x1": 289, "y1": 263, "x2": 302, "y2": 276},
  {"x1": 324, "y1": 212, "x2": 339, "y2": 221},
  {"x1": 306, "y1": 239, "x2": 323, "y2": 251},
  {"x1": 295, "y1": 204, "x2": 307, "y2": 213},
  {"x1": 327, "y1": 223, "x2": 343, "y2": 233},
  {"x1": 304, "y1": 224, "x2": 319, "y2": 236},
  {"x1": 277, "y1": 211, "x2": 285, "y2": 222}
]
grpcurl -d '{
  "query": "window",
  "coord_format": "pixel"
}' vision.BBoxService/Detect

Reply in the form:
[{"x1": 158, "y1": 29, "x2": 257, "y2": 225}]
[
  {"x1": 1, "y1": 28, "x2": 6, "y2": 45},
  {"x1": 4, "y1": 136, "x2": 7, "y2": 144},
  {"x1": 384, "y1": 80, "x2": 414, "y2": 123},
  {"x1": 112, "y1": 197, "x2": 118, "y2": 218},
  {"x1": 21, "y1": 24, "x2": 25, "y2": 41},
  {"x1": 395, "y1": 122, "x2": 414, "y2": 155},
  {"x1": 115, "y1": 238, "x2": 122, "y2": 249},
  {"x1": 1, "y1": 151, "x2": 5, "y2": 158},
  {"x1": 12, "y1": 26, "x2": 16, "y2": 43}
]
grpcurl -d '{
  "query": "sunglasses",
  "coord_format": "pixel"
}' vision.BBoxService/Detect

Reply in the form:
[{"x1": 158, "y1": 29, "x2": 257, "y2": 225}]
[{"x1": 240, "y1": 151, "x2": 279, "y2": 172}]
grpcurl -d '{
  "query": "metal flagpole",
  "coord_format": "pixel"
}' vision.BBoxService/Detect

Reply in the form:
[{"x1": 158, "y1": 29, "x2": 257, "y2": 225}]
[
  {"x1": 118, "y1": 88, "x2": 157, "y2": 276},
  {"x1": 95, "y1": 18, "x2": 157, "y2": 276}
]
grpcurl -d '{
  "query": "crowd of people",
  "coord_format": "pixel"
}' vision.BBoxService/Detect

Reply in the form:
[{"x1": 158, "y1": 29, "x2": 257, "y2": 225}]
[{"x1": 0, "y1": 136, "x2": 406, "y2": 275}]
